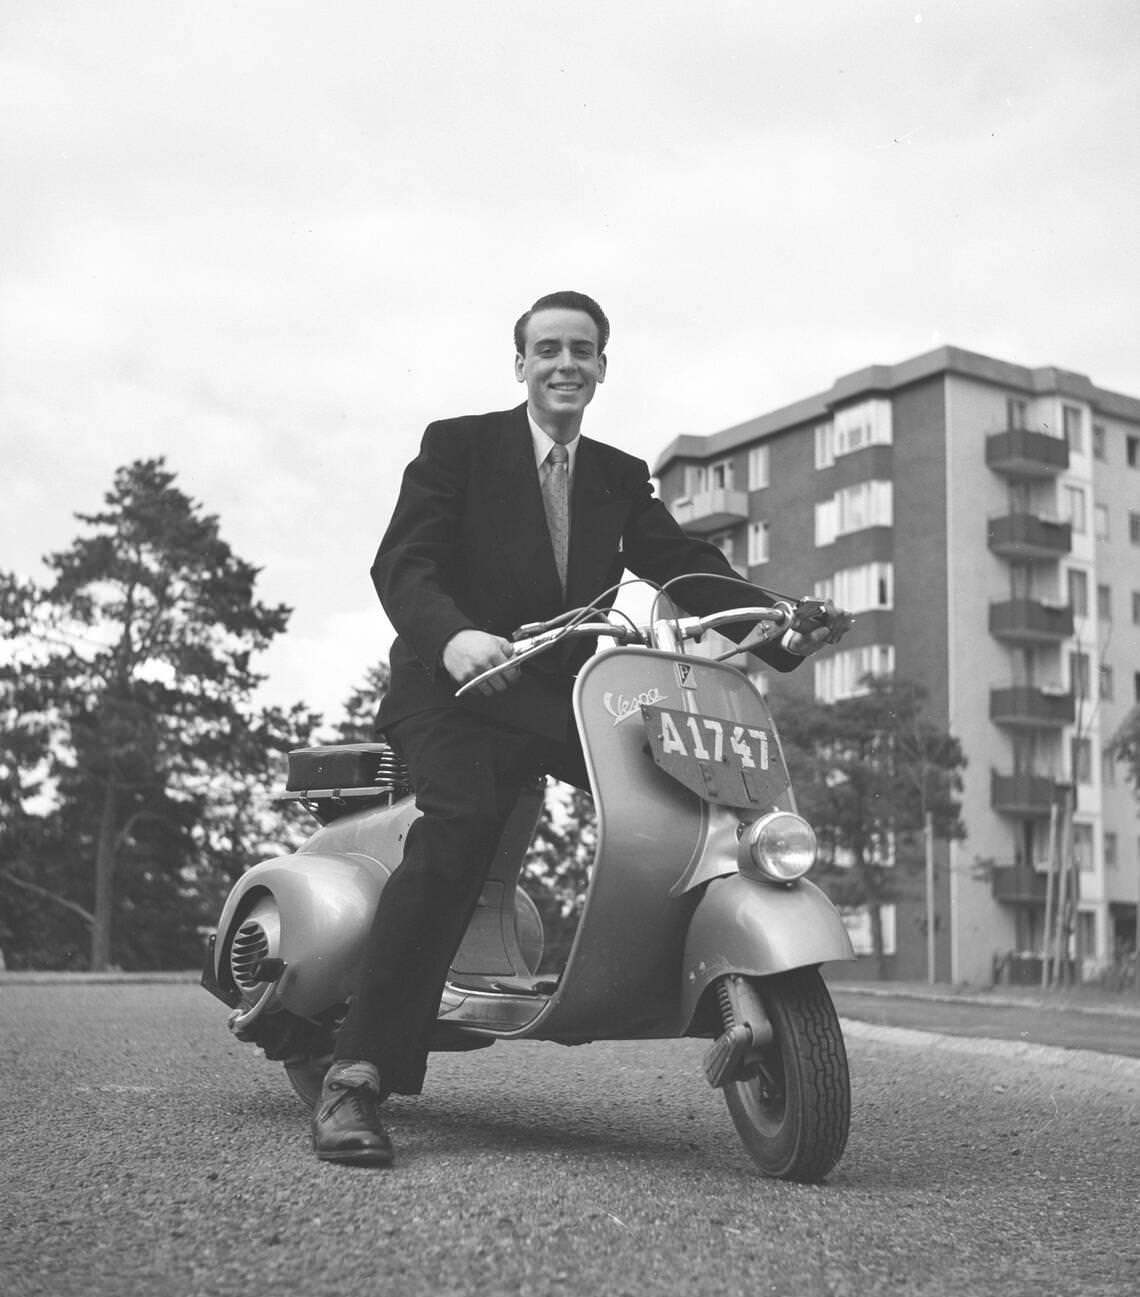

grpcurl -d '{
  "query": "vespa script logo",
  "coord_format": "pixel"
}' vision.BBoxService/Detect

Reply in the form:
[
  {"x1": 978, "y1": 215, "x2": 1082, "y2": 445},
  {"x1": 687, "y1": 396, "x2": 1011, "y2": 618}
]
[{"x1": 603, "y1": 686, "x2": 667, "y2": 726}]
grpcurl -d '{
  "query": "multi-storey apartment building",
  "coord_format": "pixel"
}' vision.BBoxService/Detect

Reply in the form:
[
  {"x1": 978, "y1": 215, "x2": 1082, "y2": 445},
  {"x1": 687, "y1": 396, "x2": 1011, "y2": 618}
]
[{"x1": 655, "y1": 346, "x2": 1140, "y2": 984}]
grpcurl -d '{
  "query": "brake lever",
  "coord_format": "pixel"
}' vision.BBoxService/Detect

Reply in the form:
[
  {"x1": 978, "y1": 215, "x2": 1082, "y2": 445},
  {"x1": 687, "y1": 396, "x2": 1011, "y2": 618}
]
[{"x1": 454, "y1": 632, "x2": 559, "y2": 697}]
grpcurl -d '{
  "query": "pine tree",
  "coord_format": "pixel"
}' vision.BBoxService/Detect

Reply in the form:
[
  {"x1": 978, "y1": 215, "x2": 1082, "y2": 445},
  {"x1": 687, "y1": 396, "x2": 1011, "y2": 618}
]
[{"x1": 0, "y1": 459, "x2": 316, "y2": 970}]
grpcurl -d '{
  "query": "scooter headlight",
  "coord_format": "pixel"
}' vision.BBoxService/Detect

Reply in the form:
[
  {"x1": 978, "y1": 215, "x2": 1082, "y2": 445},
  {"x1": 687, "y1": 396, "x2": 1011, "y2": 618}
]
[{"x1": 739, "y1": 811, "x2": 817, "y2": 884}]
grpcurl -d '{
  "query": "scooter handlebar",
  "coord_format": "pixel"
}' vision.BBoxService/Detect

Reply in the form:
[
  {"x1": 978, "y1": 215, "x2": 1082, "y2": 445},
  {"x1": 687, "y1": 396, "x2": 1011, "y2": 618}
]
[
  {"x1": 666, "y1": 601, "x2": 798, "y2": 643},
  {"x1": 456, "y1": 601, "x2": 819, "y2": 697}
]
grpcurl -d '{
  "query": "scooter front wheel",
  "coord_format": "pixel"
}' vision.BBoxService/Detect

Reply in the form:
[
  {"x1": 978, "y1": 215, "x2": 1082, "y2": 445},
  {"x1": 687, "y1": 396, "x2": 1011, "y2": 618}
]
[{"x1": 721, "y1": 967, "x2": 850, "y2": 1183}]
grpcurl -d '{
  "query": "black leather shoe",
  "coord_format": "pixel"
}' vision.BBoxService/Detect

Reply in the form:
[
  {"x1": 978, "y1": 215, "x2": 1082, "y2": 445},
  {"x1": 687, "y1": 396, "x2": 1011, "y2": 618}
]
[{"x1": 311, "y1": 1061, "x2": 395, "y2": 1167}]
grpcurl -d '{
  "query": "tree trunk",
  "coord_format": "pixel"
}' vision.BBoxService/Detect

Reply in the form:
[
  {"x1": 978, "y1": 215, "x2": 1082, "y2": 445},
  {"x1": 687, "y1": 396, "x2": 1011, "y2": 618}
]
[
  {"x1": 91, "y1": 776, "x2": 117, "y2": 971},
  {"x1": 869, "y1": 901, "x2": 888, "y2": 981}
]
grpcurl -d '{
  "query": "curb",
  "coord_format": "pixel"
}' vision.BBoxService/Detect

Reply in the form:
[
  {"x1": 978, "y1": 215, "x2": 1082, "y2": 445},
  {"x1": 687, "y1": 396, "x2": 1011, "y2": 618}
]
[
  {"x1": 840, "y1": 1017, "x2": 1140, "y2": 1080},
  {"x1": 830, "y1": 983, "x2": 1140, "y2": 1020}
]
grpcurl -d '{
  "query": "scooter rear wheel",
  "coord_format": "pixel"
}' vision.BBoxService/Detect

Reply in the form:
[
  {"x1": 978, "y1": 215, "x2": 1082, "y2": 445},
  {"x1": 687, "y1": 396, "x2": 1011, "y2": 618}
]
[{"x1": 721, "y1": 967, "x2": 850, "y2": 1183}]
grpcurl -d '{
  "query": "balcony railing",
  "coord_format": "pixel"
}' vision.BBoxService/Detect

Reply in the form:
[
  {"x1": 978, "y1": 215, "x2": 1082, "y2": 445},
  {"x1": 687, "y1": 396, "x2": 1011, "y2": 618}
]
[
  {"x1": 988, "y1": 599, "x2": 1074, "y2": 644},
  {"x1": 985, "y1": 428, "x2": 1069, "y2": 477},
  {"x1": 991, "y1": 865, "x2": 1050, "y2": 905},
  {"x1": 987, "y1": 513, "x2": 1072, "y2": 562},
  {"x1": 990, "y1": 685, "x2": 1076, "y2": 729},
  {"x1": 991, "y1": 770, "x2": 1063, "y2": 817},
  {"x1": 670, "y1": 488, "x2": 750, "y2": 535}
]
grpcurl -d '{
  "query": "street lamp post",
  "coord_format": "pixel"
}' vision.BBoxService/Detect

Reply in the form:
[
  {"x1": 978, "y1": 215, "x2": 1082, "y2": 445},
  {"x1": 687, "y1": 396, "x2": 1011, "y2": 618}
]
[{"x1": 925, "y1": 810, "x2": 935, "y2": 985}]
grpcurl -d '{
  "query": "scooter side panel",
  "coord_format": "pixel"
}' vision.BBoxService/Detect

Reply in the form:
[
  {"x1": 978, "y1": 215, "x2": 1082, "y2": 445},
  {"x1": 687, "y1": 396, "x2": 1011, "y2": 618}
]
[
  {"x1": 215, "y1": 852, "x2": 391, "y2": 1019},
  {"x1": 678, "y1": 873, "x2": 857, "y2": 1032}
]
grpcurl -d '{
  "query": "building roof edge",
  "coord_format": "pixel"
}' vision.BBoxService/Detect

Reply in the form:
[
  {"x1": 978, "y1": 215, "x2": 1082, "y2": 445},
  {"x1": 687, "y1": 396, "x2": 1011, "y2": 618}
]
[{"x1": 652, "y1": 345, "x2": 1140, "y2": 473}]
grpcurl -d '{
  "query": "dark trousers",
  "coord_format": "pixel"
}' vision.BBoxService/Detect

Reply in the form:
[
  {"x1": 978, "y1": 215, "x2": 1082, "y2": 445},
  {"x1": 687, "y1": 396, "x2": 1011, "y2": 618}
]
[{"x1": 332, "y1": 706, "x2": 587, "y2": 1093}]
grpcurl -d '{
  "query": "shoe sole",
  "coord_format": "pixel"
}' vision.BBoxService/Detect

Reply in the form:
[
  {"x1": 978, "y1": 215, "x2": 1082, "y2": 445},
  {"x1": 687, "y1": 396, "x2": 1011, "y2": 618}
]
[{"x1": 314, "y1": 1144, "x2": 395, "y2": 1168}]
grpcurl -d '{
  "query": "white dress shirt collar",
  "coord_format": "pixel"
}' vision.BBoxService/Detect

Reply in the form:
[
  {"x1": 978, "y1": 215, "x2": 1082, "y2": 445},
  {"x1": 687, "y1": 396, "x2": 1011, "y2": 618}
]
[{"x1": 527, "y1": 409, "x2": 580, "y2": 478}]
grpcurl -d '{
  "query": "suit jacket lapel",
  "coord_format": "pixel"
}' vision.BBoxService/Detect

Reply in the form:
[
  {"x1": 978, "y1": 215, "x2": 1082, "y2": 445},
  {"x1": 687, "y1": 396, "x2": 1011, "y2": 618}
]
[{"x1": 566, "y1": 437, "x2": 628, "y2": 605}]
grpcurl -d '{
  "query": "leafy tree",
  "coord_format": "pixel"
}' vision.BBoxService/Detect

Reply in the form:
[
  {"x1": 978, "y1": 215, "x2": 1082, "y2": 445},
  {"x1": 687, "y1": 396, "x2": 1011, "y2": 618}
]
[
  {"x1": 1109, "y1": 706, "x2": 1140, "y2": 799},
  {"x1": 523, "y1": 784, "x2": 596, "y2": 970},
  {"x1": 0, "y1": 458, "x2": 316, "y2": 970},
  {"x1": 329, "y1": 663, "x2": 390, "y2": 743},
  {"x1": 772, "y1": 675, "x2": 967, "y2": 977}
]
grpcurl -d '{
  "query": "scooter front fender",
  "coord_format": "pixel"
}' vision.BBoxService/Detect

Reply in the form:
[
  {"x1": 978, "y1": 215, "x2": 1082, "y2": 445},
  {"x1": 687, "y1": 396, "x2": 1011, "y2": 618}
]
[
  {"x1": 214, "y1": 852, "x2": 391, "y2": 1020},
  {"x1": 679, "y1": 874, "x2": 855, "y2": 1033}
]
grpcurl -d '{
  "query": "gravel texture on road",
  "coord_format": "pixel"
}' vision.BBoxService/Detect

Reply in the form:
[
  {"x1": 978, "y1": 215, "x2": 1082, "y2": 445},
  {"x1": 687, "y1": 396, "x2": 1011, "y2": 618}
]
[{"x1": 2, "y1": 982, "x2": 1138, "y2": 1297}]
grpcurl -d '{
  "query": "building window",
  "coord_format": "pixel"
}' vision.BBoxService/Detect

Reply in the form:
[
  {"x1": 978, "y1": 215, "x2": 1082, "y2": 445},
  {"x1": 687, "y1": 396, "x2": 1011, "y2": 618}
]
[
  {"x1": 1093, "y1": 424, "x2": 1106, "y2": 460},
  {"x1": 1007, "y1": 397, "x2": 1028, "y2": 430},
  {"x1": 1094, "y1": 504, "x2": 1109, "y2": 540},
  {"x1": 687, "y1": 460, "x2": 735, "y2": 495},
  {"x1": 747, "y1": 521, "x2": 770, "y2": 566},
  {"x1": 1073, "y1": 823, "x2": 1094, "y2": 872},
  {"x1": 815, "y1": 480, "x2": 893, "y2": 545},
  {"x1": 1102, "y1": 748, "x2": 1117, "y2": 786},
  {"x1": 1133, "y1": 591, "x2": 1140, "y2": 625},
  {"x1": 1070, "y1": 737, "x2": 1092, "y2": 785},
  {"x1": 1128, "y1": 434, "x2": 1139, "y2": 468},
  {"x1": 747, "y1": 445, "x2": 770, "y2": 491},
  {"x1": 814, "y1": 423, "x2": 835, "y2": 470},
  {"x1": 840, "y1": 905, "x2": 897, "y2": 956},
  {"x1": 1063, "y1": 485, "x2": 1087, "y2": 534},
  {"x1": 1100, "y1": 664, "x2": 1114, "y2": 700},
  {"x1": 1063, "y1": 405, "x2": 1084, "y2": 454},
  {"x1": 710, "y1": 459, "x2": 734, "y2": 491},
  {"x1": 814, "y1": 644, "x2": 895, "y2": 703},
  {"x1": 1135, "y1": 671, "x2": 1140, "y2": 703},
  {"x1": 1097, "y1": 584, "x2": 1112, "y2": 622},
  {"x1": 1105, "y1": 832, "x2": 1118, "y2": 870},
  {"x1": 1069, "y1": 651, "x2": 1091, "y2": 700},
  {"x1": 832, "y1": 400, "x2": 893, "y2": 456},
  {"x1": 815, "y1": 562, "x2": 893, "y2": 612},
  {"x1": 1067, "y1": 568, "x2": 1089, "y2": 617},
  {"x1": 1130, "y1": 511, "x2": 1140, "y2": 545}
]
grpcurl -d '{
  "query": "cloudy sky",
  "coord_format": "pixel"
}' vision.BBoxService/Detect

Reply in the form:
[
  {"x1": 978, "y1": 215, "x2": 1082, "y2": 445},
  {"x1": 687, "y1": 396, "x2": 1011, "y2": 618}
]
[{"x1": 3, "y1": 0, "x2": 1139, "y2": 720}]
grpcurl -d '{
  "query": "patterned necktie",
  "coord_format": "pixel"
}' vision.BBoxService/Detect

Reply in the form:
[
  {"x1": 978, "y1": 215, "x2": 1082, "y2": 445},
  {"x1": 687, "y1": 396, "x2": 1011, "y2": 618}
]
[{"x1": 540, "y1": 442, "x2": 570, "y2": 596}]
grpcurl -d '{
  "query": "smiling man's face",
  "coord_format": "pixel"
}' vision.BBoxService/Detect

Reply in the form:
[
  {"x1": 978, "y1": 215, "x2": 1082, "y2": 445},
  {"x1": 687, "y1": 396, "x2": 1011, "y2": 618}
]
[{"x1": 515, "y1": 307, "x2": 606, "y2": 438}]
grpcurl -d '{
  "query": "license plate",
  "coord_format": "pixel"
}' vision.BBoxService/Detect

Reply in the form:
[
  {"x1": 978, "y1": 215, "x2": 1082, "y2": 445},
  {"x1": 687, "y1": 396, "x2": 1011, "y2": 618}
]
[{"x1": 641, "y1": 704, "x2": 789, "y2": 809}]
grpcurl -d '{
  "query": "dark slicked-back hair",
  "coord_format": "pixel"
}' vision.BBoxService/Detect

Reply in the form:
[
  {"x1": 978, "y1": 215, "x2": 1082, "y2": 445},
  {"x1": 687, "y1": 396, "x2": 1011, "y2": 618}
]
[{"x1": 513, "y1": 291, "x2": 610, "y2": 357}]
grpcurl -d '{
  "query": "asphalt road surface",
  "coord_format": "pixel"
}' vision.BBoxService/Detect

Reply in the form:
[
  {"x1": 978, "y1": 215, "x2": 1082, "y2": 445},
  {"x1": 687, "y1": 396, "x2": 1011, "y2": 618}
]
[{"x1": 2, "y1": 981, "x2": 1138, "y2": 1297}]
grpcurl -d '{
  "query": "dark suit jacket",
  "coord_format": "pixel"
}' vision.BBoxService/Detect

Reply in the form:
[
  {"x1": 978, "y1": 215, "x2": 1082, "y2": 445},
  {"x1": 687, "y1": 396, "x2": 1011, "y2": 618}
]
[{"x1": 373, "y1": 403, "x2": 802, "y2": 741}]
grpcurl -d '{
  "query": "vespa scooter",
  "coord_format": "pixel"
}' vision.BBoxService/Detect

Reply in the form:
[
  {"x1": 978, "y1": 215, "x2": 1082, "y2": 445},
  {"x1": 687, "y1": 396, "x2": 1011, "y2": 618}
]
[{"x1": 203, "y1": 592, "x2": 856, "y2": 1182}]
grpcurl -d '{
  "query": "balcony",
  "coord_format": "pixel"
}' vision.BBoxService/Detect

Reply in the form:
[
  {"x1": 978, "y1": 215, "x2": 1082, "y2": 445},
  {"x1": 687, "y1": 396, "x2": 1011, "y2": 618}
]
[
  {"x1": 985, "y1": 428, "x2": 1069, "y2": 477},
  {"x1": 991, "y1": 865, "x2": 1049, "y2": 905},
  {"x1": 988, "y1": 599, "x2": 1074, "y2": 644},
  {"x1": 987, "y1": 513, "x2": 1072, "y2": 562},
  {"x1": 990, "y1": 685, "x2": 1076, "y2": 729},
  {"x1": 670, "y1": 488, "x2": 750, "y2": 535},
  {"x1": 991, "y1": 770, "x2": 1063, "y2": 817}
]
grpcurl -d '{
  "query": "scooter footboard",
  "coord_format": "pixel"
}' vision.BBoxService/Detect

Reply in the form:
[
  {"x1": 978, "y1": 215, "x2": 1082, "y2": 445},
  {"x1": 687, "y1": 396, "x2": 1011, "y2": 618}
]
[{"x1": 679, "y1": 874, "x2": 855, "y2": 1033}]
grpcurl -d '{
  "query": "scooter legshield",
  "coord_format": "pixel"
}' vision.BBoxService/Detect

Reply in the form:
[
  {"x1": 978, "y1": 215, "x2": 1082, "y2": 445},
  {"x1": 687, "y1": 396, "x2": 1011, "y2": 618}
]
[{"x1": 678, "y1": 874, "x2": 856, "y2": 1033}]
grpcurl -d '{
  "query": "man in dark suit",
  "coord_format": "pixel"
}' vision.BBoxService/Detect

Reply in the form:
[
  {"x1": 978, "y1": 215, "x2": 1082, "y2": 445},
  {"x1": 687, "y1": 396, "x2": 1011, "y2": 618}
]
[{"x1": 311, "y1": 291, "x2": 848, "y2": 1166}]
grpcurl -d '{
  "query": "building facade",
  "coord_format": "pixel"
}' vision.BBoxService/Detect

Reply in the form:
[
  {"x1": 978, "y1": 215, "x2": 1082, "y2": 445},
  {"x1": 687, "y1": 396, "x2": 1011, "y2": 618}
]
[{"x1": 655, "y1": 346, "x2": 1140, "y2": 984}]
